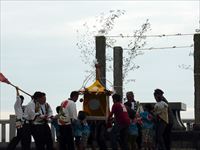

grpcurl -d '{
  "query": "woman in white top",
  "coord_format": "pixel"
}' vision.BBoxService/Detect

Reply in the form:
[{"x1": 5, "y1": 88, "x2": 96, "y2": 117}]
[{"x1": 154, "y1": 89, "x2": 168, "y2": 150}]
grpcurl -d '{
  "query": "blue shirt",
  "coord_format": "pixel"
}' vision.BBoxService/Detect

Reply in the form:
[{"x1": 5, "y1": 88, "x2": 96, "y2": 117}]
[
  {"x1": 129, "y1": 120, "x2": 138, "y2": 136},
  {"x1": 73, "y1": 120, "x2": 90, "y2": 137},
  {"x1": 140, "y1": 111, "x2": 154, "y2": 129}
]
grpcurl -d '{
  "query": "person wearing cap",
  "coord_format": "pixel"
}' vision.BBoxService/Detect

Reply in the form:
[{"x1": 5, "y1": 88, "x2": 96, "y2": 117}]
[{"x1": 25, "y1": 91, "x2": 54, "y2": 150}]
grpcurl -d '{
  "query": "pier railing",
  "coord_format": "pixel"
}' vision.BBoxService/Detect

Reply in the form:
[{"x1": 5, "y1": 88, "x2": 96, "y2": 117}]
[
  {"x1": 0, "y1": 115, "x2": 195, "y2": 142},
  {"x1": 0, "y1": 115, "x2": 56, "y2": 143},
  {"x1": 0, "y1": 102, "x2": 194, "y2": 143},
  {"x1": 1, "y1": 102, "x2": 199, "y2": 150}
]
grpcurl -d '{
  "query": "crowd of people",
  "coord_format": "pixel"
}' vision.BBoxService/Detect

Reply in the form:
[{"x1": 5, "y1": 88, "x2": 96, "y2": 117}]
[
  {"x1": 107, "y1": 90, "x2": 173, "y2": 150},
  {"x1": 7, "y1": 87, "x2": 173, "y2": 150}
]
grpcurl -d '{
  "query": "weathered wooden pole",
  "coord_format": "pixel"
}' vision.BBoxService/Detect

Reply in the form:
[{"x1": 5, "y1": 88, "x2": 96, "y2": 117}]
[
  {"x1": 194, "y1": 33, "x2": 200, "y2": 130},
  {"x1": 113, "y1": 46, "x2": 123, "y2": 97},
  {"x1": 95, "y1": 36, "x2": 106, "y2": 86}
]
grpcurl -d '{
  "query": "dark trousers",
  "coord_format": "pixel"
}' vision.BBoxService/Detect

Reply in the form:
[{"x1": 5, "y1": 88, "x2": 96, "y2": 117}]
[
  {"x1": 59, "y1": 124, "x2": 75, "y2": 150},
  {"x1": 110, "y1": 123, "x2": 129, "y2": 150},
  {"x1": 96, "y1": 121, "x2": 108, "y2": 150},
  {"x1": 164, "y1": 124, "x2": 173, "y2": 150},
  {"x1": 31, "y1": 124, "x2": 53, "y2": 150},
  {"x1": 136, "y1": 123, "x2": 142, "y2": 149},
  {"x1": 156, "y1": 119, "x2": 167, "y2": 150},
  {"x1": 7, "y1": 124, "x2": 31, "y2": 150}
]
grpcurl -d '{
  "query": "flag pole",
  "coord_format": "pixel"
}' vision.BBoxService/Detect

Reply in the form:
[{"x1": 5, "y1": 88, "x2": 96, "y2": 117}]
[
  {"x1": 0, "y1": 72, "x2": 32, "y2": 97},
  {"x1": 9, "y1": 83, "x2": 32, "y2": 97}
]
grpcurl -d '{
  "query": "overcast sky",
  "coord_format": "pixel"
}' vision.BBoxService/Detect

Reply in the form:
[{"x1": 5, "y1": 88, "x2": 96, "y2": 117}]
[{"x1": 0, "y1": 1, "x2": 198, "y2": 119}]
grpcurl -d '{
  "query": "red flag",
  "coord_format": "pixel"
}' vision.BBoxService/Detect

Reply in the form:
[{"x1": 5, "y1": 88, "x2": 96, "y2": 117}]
[{"x1": 0, "y1": 73, "x2": 11, "y2": 84}]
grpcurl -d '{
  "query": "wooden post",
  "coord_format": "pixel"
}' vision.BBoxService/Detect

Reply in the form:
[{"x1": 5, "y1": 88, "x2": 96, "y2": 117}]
[
  {"x1": 113, "y1": 46, "x2": 123, "y2": 97},
  {"x1": 95, "y1": 36, "x2": 106, "y2": 86},
  {"x1": 194, "y1": 34, "x2": 200, "y2": 130}
]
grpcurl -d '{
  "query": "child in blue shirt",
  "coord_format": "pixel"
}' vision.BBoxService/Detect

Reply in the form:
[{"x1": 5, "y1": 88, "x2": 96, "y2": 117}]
[
  {"x1": 74, "y1": 111, "x2": 90, "y2": 150},
  {"x1": 125, "y1": 104, "x2": 139, "y2": 150},
  {"x1": 140, "y1": 103, "x2": 155, "y2": 150}
]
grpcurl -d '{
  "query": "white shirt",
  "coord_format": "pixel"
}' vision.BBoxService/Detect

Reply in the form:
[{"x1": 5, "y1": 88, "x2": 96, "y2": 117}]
[
  {"x1": 24, "y1": 100, "x2": 37, "y2": 121},
  {"x1": 14, "y1": 96, "x2": 24, "y2": 120},
  {"x1": 39, "y1": 103, "x2": 53, "y2": 117},
  {"x1": 154, "y1": 101, "x2": 168, "y2": 113},
  {"x1": 154, "y1": 101, "x2": 169, "y2": 123},
  {"x1": 24, "y1": 100, "x2": 53, "y2": 124},
  {"x1": 131, "y1": 102, "x2": 135, "y2": 110},
  {"x1": 58, "y1": 99, "x2": 77, "y2": 125}
]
